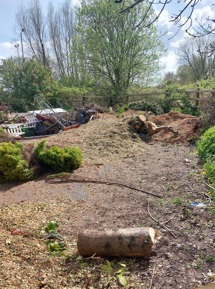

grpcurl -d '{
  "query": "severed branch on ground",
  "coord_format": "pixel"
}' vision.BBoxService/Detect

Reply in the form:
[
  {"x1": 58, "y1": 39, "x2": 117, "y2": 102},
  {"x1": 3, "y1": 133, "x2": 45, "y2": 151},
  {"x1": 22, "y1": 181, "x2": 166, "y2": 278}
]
[{"x1": 47, "y1": 175, "x2": 162, "y2": 198}]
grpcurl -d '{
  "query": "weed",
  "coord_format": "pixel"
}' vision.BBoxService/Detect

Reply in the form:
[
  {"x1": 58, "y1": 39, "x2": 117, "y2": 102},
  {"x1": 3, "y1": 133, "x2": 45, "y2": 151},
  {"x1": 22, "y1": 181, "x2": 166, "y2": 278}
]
[
  {"x1": 172, "y1": 197, "x2": 183, "y2": 206},
  {"x1": 43, "y1": 221, "x2": 66, "y2": 256},
  {"x1": 101, "y1": 260, "x2": 129, "y2": 287},
  {"x1": 45, "y1": 220, "x2": 58, "y2": 233}
]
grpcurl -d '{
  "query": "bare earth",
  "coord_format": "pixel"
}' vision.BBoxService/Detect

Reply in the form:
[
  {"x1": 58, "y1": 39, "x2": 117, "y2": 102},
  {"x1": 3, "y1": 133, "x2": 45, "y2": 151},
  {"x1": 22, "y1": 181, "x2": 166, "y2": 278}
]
[{"x1": 0, "y1": 111, "x2": 214, "y2": 289}]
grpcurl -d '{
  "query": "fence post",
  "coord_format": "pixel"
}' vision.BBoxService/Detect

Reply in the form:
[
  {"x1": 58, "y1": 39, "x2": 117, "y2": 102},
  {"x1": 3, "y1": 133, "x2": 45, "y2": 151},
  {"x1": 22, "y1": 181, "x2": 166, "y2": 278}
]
[{"x1": 195, "y1": 88, "x2": 200, "y2": 107}]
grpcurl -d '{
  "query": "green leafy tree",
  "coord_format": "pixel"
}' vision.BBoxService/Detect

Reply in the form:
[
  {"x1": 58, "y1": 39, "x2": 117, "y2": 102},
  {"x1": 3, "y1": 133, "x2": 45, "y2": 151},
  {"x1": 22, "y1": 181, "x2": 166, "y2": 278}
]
[
  {"x1": 76, "y1": 0, "x2": 165, "y2": 104},
  {"x1": 0, "y1": 58, "x2": 53, "y2": 111}
]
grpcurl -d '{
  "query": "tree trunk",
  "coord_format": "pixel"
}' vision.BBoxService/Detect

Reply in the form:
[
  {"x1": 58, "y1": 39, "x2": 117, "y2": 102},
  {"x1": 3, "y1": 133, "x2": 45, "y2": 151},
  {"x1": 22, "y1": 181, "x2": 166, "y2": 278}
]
[{"x1": 77, "y1": 227, "x2": 158, "y2": 258}]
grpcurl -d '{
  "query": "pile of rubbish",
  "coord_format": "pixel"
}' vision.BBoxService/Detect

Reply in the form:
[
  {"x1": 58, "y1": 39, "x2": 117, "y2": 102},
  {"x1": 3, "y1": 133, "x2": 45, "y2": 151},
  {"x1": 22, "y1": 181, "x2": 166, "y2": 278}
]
[{"x1": 0, "y1": 98, "x2": 98, "y2": 138}]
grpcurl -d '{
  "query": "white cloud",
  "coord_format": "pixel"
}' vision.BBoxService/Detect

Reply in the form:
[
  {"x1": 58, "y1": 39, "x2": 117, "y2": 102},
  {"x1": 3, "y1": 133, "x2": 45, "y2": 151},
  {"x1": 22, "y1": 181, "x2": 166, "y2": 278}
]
[
  {"x1": 192, "y1": 5, "x2": 215, "y2": 21},
  {"x1": 170, "y1": 38, "x2": 186, "y2": 49},
  {"x1": 156, "y1": 9, "x2": 173, "y2": 30},
  {"x1": 160, "y1": 51, "x2": 178, "y2": 74},
  {"x1": 0, "y1": 41, "x2": 17, "y2": 59}
]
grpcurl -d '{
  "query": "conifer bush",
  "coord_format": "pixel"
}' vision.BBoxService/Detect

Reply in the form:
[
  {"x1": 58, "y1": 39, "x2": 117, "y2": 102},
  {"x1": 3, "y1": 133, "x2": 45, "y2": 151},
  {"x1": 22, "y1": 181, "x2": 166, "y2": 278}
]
[
  {"x1": 34, "y1": 140, "x2": 83, "y2": 173},
  {"x1": 0, "y1": 142, "x2": 33, "y2": 182}
]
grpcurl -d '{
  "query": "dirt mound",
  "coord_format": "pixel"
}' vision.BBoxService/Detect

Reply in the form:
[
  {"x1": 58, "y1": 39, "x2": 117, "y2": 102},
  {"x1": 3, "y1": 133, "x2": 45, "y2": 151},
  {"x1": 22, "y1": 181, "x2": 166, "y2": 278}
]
[
  {"x1": 150, "y1": 111, "x2": 202, "y2": 144},
  {"x1": 44, "y1": 117, "x2": 147, "y2": 164},
  {"x1": 19, "y1": 111, "x2": 203, "y2": 161},
  {"x1": 0, "y1": 133, "x2": 21, "y2": 143}
]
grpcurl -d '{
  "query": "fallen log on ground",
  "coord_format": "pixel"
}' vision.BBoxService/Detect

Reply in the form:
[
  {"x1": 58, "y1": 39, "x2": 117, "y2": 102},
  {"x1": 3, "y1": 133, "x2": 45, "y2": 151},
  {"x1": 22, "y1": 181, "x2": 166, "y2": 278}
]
[{"x1": 77, "y1": 227, "x2": 159, "y2": 258}]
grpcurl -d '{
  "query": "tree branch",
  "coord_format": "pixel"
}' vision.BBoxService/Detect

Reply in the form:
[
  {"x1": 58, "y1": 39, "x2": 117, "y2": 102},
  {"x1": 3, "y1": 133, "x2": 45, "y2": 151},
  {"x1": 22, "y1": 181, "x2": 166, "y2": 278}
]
[{"x1": 47, "y1": 176, "x2": 163, "y2": 198}]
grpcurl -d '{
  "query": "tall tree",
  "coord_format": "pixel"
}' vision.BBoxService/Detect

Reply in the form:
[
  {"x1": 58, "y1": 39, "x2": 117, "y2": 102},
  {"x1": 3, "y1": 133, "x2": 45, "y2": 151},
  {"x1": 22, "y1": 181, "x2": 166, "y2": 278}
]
[
  {"x1": 47, "y1": 0, "x2": 77, "y2": 78},
  {"x1": 179, "y1": 36, "x2": 215, "y2": 81},
  {"x1": 77, "y1": 0, "x2": 164, "y2": 104},
  {"x1": 15, "y1": 0, "x2": 48, "y2": 66}
]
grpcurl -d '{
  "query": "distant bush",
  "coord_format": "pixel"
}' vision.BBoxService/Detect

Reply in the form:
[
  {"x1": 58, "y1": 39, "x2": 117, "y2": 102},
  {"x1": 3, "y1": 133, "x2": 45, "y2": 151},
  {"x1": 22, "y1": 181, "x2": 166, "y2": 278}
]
[
  {"x1": 128, "y1": 102, "x2": 163, "y2": 114},
  {"x1": 197, "y1": 126, "x2": 215, "y2": 163},
  {"x1": 0, "y1": 142, "x2": 33, "y2": 182},
  {"x1": 34, "y1": 140, "x2": 83, "y2": 173}
]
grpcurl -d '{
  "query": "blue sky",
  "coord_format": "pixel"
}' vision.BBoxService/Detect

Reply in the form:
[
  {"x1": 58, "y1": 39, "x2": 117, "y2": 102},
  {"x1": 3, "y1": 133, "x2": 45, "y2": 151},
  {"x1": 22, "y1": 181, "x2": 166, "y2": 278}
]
[
  {"x1": 0, "y1": 0, "x2": 65, "y2": 58},
  {"x1": 0, "y1": 0, "x2": 214, "y2": 76}
]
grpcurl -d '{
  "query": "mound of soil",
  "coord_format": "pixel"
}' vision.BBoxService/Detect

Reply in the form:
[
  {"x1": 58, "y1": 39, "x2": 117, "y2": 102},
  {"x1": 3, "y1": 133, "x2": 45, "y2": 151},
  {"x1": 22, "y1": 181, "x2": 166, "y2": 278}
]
[
  {"x1": 150, "y1": 111, "x2": 202, "y2": 145},
  {"x1": 29, "y1": 117, "x2": 148, "y2": 164}
]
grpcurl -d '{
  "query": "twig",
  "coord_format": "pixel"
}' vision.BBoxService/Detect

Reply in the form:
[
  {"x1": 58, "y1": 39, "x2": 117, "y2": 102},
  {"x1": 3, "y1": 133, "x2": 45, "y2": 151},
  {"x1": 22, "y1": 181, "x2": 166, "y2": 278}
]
[
  {"x1": 149, "y1": 263, "x2": 157, "y2": 289},
  {"x1": 160, "y1": 214, "x2": 176, "y2": 226},
  {"x1": 147, "y1": 201, "x2": 177, "y2": 238},
  {"x1": 203, "y1": 181, "x2": 215, "y2": 192},
  {"x1": 47, "y1": 177, "x2": 162, "y2": 199}
]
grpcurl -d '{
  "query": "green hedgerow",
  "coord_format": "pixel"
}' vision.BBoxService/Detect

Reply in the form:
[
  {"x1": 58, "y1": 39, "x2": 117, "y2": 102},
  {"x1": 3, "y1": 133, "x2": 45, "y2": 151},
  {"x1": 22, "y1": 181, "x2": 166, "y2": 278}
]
[
  {"x1": 0, "y1": 142, "x2": 33, "y2": 182},
  {"x1": 34, "y1": 140, "x2": 83, "y2": 173},
  {"x1": 197, "y1": 126, "x2": 215, "y2": 163}
]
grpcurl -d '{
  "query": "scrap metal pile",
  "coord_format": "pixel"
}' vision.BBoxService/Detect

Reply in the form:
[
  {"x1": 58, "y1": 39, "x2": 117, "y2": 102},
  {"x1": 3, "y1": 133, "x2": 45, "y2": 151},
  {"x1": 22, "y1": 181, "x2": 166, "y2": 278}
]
[{"x1": 0, "y1": 97, "x2": 98, "y2": 138}]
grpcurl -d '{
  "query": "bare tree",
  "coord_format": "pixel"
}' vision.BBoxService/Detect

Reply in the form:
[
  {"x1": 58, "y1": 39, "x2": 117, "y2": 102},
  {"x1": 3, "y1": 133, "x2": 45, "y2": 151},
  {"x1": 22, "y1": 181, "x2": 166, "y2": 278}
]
[
  {"x1": 179, "y1": 36, "x2": 215, "y2": 81},
  {"x1": 15, "y1": 0, "x2": 48, "y2": 66},
  {"x1": 47, "y1": 0, "x2": 77, "y2": 78}
]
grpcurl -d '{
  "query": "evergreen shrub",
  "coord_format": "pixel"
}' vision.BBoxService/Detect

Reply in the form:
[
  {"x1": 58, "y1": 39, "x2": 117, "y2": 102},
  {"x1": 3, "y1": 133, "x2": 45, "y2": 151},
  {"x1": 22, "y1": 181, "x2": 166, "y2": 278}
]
[
  {"x1": 0, "y1": 142, "x2": 33, "y2": 182},
  {"x1": 34, "y1": 140, "x2": 83, "y2": 173}
]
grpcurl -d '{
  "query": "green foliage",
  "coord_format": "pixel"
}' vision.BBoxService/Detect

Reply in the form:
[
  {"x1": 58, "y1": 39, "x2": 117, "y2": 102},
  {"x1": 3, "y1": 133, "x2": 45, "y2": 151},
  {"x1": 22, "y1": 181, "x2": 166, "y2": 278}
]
[
  {"x1": 45, "y1": 221, "x2": 59, "y2": 234},
  {"x1": 46, "y1": 241, "x2": 66, "y2": 255},
  {"x1": 101, "y1": 260, "x2": 128, "y2": 287},
  {"x1": 21, "y1": 127, "x2": 35, "y2": 137},
  {"x1": 197, "y1": 126, "x2": 215, "y2": 188},
  {"x1": 49, "y1": 85, "x2": 90, "y2": 110},
  {"x1": 180, "y1": 93, "x2": 200, "y2": 116},
  {"x1": 0, "y1": 142, "x2": 33, "y2": 182},
  {"x1": 203, "y1": 157, "x2": 215, "y2": 185},
  {"x1": 0, "y1": 58, "x2": 53, "y2": 111},
  {"x1": 172, "y1": 197, "x2": 183, "y2": 206},
  {"x1": 197, "y1": 126, "x2": 215, "y2": 162},
  {"x1": 77, "y1": 0, "x2": 165, "y2": 103},
  {"x1": 43, "y1": 221, "x2": 66, "y2": 256},
  {"x1": 0, "y1": 127, "x2": 7, "y2": 135},
  {"x1": 128, "y1": 101, "x2": 163, "y2": 114},
  {"x1": 34, "y1": 140, "x2": 83, "y2": 173}
]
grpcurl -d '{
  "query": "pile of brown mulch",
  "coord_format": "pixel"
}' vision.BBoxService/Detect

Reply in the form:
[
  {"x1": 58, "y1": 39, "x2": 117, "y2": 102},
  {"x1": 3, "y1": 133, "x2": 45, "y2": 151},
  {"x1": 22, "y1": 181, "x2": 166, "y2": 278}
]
[
  {"x1": 1, "y1": 111, "x2": 203, "y2": 158},
  {"x1": 150, "y1": 111, "x2": 202, "y2": 145}
]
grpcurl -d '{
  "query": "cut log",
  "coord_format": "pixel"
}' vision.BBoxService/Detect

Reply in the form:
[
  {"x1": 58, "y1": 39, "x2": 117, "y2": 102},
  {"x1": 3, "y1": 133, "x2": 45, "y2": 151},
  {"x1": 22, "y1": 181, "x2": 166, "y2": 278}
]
[
  {"x1": 77, "y1": 227, "x2": 159, "y2": 258},
  {"x1": 137, "y1": 115, "x2": 147, "y2": 123}
]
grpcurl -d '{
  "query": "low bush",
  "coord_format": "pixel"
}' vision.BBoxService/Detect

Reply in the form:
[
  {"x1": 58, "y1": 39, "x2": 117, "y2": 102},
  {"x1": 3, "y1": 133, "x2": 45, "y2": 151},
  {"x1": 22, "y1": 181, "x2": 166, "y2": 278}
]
[
  {"x1": 203, "y1": 157, "x2": 215, "y2": 185},
  {"x1": 34, "y1": 140, "x2": 83, "y2": 173},
  {"x1": 0, "y1": 142, "x2": 33, "y2": 182},
  {"x1": 197, "y1": 126, "x2": 215, "y2": 187},
  {"x1": 197, "y1": 126, "x2": 215, "y2": 163}
]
